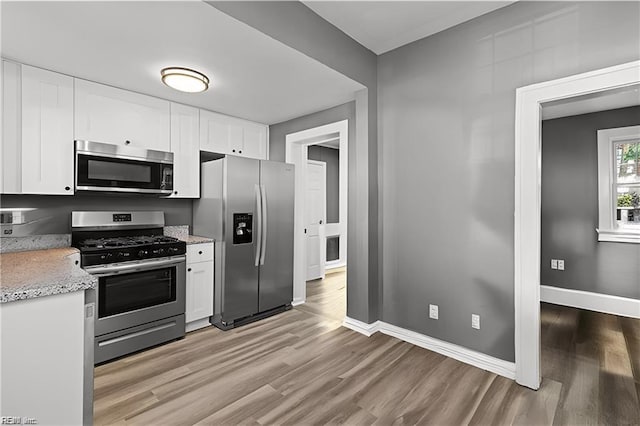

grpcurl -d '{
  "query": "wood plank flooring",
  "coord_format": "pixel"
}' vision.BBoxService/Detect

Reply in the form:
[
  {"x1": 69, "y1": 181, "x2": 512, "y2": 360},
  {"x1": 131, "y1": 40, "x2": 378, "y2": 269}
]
[{"x1": 94, "y1": 271, "x2": 640, "y2": 425}]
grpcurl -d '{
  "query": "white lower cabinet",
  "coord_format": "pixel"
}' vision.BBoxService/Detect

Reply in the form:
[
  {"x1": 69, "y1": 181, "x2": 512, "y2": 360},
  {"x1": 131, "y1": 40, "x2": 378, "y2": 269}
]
[
  {"x1": 0, "y1": 290, "x2": 86, "y2": 425},
  {"x1": 185, "y1": 242, "x2": 214, "y2": 331}
]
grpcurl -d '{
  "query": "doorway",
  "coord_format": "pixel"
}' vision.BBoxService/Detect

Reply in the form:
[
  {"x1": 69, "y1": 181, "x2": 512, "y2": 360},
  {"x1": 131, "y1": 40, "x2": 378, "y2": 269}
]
[
  {"x1": 514, "y1": 60, "x2": 640, "y2": 390},
  {"x1": 306, "y1": 159, "x2": 327, "y2": 281},
  {"x1": 285, "y1": 120, "x2": 348, "y2": 307}
]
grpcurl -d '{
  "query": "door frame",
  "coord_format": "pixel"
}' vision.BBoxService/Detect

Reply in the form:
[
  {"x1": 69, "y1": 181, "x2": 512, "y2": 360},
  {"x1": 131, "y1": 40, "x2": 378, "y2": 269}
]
[
  {"x1": 286, "y1": 119, "x2": 348, "y2": 305},
  {"x1": 514, "y1": 60, "x2": 640, "y2": 390},
  {"x1": 305, "y1": 159, "x2": 327, "y2": 281}
]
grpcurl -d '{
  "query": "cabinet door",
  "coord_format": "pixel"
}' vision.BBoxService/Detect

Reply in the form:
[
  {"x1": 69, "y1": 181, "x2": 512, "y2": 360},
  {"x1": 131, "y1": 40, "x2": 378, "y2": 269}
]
[
  {"x1": 75, "y1": 79, "x2": 170, "y2": 151},
  {"x1": 1, "y1": 60, "x2": 21, "y2": 194},
  {"x1": 199, "y1": 109, "x2": 233, "y2": 155},
  {"x1": 186, "y1": 260, "x2": 214, "y2": 323},
  {"x1": 241, "y1": 122, "x2": 268, "y2": 160},
  {"x1": 170, "y1": 103, "x2": 200, "y2": 198},
  {"x1": 21, "y1": 65, "x2": 74, "y2": 195}
]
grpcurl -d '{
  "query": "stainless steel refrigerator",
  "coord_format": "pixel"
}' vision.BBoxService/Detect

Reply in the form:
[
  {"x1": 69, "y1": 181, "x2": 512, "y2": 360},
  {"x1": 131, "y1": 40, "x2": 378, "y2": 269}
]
[{"x1": 193, "y1": 155, "x2": 295, "y2": 329}]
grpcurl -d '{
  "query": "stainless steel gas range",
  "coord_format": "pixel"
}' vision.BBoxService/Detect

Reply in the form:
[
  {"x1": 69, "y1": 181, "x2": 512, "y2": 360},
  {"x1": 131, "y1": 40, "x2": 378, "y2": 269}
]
[{"x1": 71, "y1": 211, "x2": 186, "y2": 364}]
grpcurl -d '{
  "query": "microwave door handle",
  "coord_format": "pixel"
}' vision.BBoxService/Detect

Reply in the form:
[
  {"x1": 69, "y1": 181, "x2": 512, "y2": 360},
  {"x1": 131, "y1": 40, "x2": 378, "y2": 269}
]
[
  {"x1": 254, "y1": 184, "x2": 262, "y2": 267},
  {"x1": 260, "y1": 184, "x2": 267, "y2": 266}
]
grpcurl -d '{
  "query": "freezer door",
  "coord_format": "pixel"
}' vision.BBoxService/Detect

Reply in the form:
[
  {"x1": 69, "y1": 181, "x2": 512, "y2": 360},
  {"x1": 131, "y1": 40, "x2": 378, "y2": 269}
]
[
  {"x1": 223, "y1": 156, "x2": 260, "y2": 323},
  {"x1": 258, "y1": 160, "x2": 295, "y2": 312}
]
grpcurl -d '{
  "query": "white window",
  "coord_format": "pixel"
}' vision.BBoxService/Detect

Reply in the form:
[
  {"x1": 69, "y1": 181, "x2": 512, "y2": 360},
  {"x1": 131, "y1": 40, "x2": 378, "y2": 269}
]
[{"x1": 597, "y1": 125, "x2": 640, "y2": 243}]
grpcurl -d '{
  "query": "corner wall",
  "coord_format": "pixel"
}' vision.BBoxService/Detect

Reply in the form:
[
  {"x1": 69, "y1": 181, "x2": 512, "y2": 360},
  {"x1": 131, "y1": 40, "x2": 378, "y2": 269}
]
[{"x1": 378, "y1": 1, "x2": 640, "y2": 361}]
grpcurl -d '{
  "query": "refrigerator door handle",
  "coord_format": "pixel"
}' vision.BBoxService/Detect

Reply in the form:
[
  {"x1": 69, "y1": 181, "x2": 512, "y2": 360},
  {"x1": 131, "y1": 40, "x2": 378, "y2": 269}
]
[
  {"x1": 254, "y1": 183, "x2": 262, "y2": 267},
  {"x1": 260, "y1": 184, "x2": 267, "y2": 265}
]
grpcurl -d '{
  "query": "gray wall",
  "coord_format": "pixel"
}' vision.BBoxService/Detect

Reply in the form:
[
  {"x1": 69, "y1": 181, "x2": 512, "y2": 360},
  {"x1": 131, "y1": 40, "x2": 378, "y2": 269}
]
[
  {"x1": 308, "y1": 145, "x2": 340, "y2": 224},
  {"x1": 210, "y1": 1, "x2": 380, "y2": 323},
  {"x1": 0, "y1": 194, "x2": 192, "y2": 234},
  {"x1": 541, "y1": 106, "x2": 640, "y2": 300},
  {"x1": 378, "y1": 1, "x2": 640, "y2": 362}
]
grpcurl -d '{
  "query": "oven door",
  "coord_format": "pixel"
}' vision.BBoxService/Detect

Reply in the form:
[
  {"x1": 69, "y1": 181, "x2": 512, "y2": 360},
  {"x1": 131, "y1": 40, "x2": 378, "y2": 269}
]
[{"x1": 87, "y1": 256, "x2": 186, "y2": 337}]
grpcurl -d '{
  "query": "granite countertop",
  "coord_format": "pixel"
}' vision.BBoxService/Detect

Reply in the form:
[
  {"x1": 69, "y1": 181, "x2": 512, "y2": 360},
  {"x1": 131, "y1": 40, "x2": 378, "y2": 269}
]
[
  {"x1": 182, "y1": 235, "x2": 214, "y2": 245},
  {"x1": 0, "y1": 247, "x2": 97, "y2": 303},
  {"x1": 164, "y1": 225, "x2": 213, "y2": 245}
]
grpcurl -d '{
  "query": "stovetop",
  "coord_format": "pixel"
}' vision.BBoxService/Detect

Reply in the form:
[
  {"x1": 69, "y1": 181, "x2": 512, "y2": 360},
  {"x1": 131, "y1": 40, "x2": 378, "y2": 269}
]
[
  {"x1": 74, "y1": 232, "x2": 187, "y2": 267},
  {"x1": 78, "y1": 235, "x2": 181, "y2": 250}
]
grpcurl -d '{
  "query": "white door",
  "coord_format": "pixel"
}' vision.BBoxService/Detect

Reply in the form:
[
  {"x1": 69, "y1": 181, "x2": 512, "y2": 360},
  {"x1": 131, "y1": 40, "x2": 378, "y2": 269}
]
[{"x1": 306, "y1": 160, "x2": 326, "y2": 281}]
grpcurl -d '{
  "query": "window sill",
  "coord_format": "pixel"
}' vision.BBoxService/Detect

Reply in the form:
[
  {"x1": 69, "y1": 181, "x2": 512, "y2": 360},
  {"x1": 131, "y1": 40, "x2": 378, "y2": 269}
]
[{"x1": 597, "y1": 229, "x2": 640, "y2": 244}]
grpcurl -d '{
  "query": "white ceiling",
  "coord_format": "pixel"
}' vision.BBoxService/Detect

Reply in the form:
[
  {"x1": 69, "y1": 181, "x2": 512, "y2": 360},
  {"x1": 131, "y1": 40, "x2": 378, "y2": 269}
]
[
  {"x1": 302, "y1": 1, "x2": 517, "y2": 55},
  {"x1": 1, "y1": 1, "x2": 364, "y2": 125},
  {"x1": 542, "y1": 84, "x2": 640, "y2": 120}
]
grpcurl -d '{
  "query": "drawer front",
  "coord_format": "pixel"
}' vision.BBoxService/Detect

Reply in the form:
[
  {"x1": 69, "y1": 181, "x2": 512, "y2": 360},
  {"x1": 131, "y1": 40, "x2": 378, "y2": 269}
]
[{"x1": 187, "y1": 242, "x2": 214, "y2": 263}]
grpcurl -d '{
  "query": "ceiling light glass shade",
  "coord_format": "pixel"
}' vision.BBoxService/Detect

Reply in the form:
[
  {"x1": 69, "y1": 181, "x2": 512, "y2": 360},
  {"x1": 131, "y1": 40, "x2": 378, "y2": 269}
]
[{"x1": 161, "y1": 67, "x2": 209, "y2": 93}]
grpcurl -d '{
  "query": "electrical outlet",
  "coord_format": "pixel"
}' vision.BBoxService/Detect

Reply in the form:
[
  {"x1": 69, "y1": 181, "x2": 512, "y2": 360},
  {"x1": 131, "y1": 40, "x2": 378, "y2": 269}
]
[
  {"x1": 429, "y1": 304, "x2": 439, "y2": 320},
  {"x1": 551, "y1": 259, "x2": 558, "y2": 270},
  {"x1": 472, "y1": 314, "x2": 480, "y2": 330},
  {"x1": 558, "y1": 259, "x2": 565, "y2": 271}
]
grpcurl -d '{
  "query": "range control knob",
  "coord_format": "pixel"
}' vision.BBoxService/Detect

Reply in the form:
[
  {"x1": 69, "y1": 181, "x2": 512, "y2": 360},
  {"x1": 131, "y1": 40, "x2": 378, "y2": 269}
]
[
  {"x1": 100, "y1": 253, "x2": 114, "y2": 261},
  {"x1": 152, "y1": 248, "x2": 165, "y2": 256},
  {"x1": 138, "y1": 250, "x2": 148, "y2": 258}
]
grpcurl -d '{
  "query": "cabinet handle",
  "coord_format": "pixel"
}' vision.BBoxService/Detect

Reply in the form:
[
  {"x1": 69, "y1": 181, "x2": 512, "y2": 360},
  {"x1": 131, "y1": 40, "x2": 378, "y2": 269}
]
[
  {"x1": 232, "y1": 149, "x2": 236, "y2": 153},
  {"x1": 198, "y1": 251, "x2": 203, "y2": 255},
  {"x1": 65, "y1": 186, "x2": 71, "y2": 191},
  {"x1": 174, "y1": 191, "x2": 178, "y2": 195},
  {"x1": 239, "y1": 150, "x2": 242, "y2": 154},
  {"x1": 125, "y1": 140, "x2": 131, "y2": 145},
  {"x1": 187, "y1": 268, "x2": 192, "y2": 272}
]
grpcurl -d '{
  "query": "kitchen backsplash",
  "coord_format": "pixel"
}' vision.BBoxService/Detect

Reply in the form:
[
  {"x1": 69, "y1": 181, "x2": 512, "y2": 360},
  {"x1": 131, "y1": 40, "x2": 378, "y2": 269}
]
[{"x1": 0, "y1": 194, "x2": 193, "y2": 234}]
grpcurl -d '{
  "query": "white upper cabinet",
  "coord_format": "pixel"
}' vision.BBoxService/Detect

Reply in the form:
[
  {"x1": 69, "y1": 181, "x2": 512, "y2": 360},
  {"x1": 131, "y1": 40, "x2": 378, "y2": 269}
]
[
  {"x1": 170, "y1": 103, "x2": 200, "y2": 198},
  {"x1": 74, "y1": 79, "x2": 170, "y2": 152},
  {"x1": 200, "y1": 109, "x2": 268, "y2": 160},
  {"x1": 21, "y1": 65, "x2": 74, "y2": 195},
  {"x1": 1, "y1": 60, "x2": 22, "y2": 194},
  {"x1": 241, "y1": 121, "x2": 268, "y2": 160}
]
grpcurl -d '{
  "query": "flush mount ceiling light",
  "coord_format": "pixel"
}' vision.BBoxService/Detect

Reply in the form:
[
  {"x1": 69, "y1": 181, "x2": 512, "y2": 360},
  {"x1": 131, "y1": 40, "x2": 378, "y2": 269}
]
[{"x1": 160, "y1": 67, "x2": 209, "y2": 93}]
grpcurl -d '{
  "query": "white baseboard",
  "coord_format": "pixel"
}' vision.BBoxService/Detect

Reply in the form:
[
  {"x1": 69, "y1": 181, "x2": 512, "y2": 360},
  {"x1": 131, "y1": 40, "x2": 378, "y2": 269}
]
[
  {"x1": 541, "y1": 285, "x2": 640, "y2": 319},
  {"x1": 325, "y1": 261, "x2": 346, "y2": 270},
  {"x1": 291, "y1": 298, "x2": 305, "y2": 307},
  {"x1": 185, "y1": 318, "x2": 212, "y2": 333},
  {"x1": 342, "y1": 317, "x2": 380, "y2": 337},
  {"x1": 342, "y1": 316, "x2": 516, "y2": 380}
]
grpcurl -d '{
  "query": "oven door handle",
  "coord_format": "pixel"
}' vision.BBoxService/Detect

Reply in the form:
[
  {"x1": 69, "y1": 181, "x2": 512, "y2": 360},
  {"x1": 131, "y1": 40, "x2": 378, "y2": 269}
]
[{"x1": 84, "y1": 256, "x2": 186, "y2": 276}]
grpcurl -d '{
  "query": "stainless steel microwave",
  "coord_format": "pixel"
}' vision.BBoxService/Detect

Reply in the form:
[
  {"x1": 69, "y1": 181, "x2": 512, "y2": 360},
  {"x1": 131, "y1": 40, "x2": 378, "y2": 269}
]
[{"x1": 75, "y1": 140, "x2": 174, "y2": 196}]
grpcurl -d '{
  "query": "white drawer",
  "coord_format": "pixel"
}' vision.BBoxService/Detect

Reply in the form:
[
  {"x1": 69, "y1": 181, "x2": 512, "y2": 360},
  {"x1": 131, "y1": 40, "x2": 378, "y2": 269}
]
[{"x1": 187, "y1": 242, "x2": 214, "y2": 263}]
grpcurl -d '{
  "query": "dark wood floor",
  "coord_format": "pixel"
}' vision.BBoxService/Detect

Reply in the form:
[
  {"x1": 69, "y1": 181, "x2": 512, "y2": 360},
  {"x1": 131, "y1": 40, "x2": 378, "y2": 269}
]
[{"x1": 94, "y1": 271, "x2": 640, "y2": 425}]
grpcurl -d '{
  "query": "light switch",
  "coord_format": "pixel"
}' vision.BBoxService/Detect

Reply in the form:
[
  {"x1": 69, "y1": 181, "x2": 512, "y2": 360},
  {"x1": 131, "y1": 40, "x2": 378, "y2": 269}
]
[
  {"x1": 558, "y1": 260, "x2": 565, "y2": 271},
  {"x1": 551, "y1": 259, "x2": 558, "y2": 269}
]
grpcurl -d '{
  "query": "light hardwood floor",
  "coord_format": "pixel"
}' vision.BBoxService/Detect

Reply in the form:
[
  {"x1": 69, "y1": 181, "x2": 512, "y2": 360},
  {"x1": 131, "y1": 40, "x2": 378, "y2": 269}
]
[{"x1": 94, "y1": 270, "x2": 640, "y2": 425}]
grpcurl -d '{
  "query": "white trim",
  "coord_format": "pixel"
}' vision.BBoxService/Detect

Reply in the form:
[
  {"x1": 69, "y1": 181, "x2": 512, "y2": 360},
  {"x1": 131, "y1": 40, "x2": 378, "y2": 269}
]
[
  {"x1": 342, "y1": 317, "x2": 380, "y2": 337},
  {"x1": 286, "y1": 119, "x2": 349, "y2": 305},
  {"x1": 291, "y1": 298, "x2": 305, "y2": 307},
  {"x1": 596, "y1": 125, "x2": 640, "y2": 243},
  {"x1": 541, "y1": 285, "x2": 640, "y2": 319},
  {"x1": 185, "y1": 318, "x2": 211, "y2": 333},
  {"x1": 596, "y1": 229, "x2": 640, "y2": 244},
  {"x1": 342, "y1": 317, "x2": 516, "y2": 380},
  {"x1": 326, "y1": 260, "x2": 346, "y2": 270},
  {"x1": 515, "y1": 60, "x2": 640, "y2": 390}
]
